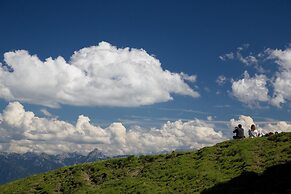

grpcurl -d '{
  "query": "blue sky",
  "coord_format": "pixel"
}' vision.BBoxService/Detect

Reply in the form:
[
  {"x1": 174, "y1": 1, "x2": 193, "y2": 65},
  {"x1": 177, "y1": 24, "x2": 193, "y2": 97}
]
[{"x1": 0, "y1": 0, "x2": 291, "y2": 154}]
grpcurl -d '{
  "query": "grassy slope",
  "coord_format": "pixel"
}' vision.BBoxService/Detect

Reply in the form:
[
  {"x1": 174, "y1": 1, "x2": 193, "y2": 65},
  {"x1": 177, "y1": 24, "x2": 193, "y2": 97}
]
[{"x1": 1, "y1": 133, "x2": 291, "y2": 194}]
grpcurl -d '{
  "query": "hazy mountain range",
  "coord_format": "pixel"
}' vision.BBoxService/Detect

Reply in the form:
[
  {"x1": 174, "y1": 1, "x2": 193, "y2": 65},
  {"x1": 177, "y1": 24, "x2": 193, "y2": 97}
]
[{"x1": 0, "y1": 149, "x2": 109, "y2": 184}]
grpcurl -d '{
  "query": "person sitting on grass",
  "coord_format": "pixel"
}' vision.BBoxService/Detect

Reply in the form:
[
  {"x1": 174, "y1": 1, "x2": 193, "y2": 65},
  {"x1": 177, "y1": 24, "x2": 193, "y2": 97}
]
[
  {"x1": 248, "y1": 124, "x2": 259, "y2": 138},
  {"x1": 233, "y1": 124, "x2": 245, "y2": 139}
]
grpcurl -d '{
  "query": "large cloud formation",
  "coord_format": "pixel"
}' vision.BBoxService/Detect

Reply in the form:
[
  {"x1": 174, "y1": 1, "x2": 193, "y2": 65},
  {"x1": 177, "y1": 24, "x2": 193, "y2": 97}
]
[
  {"x1": 0, "y1": 42, "x2": 199, "y2": 108},
  {"x1": 0, "y1": 102, "x2": 225, "y2": 155}
]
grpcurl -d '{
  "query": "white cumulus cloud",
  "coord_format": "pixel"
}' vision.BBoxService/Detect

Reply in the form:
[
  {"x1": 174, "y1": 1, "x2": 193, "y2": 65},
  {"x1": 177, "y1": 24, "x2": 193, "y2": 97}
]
[
  {"x1": 268, "y1": 47, "x2": 291, "y2": 69},
  {"x1": 267, "y1": 48, "x2": 291, "y2": 107},
  {"x1": 0, "y1": 42, "x2": 199, "y2": 108},
  {"x1": 0, "y1": 102, "x2": 225, "y2": 155},
  {"x1": 231, "y1": 71, "x2": 269, "y2": 106},
  {"x1": 226, "y1": 46, "x2": 291, "y2": 108},
  {"x1": 263, "y1": 121, "x2": 291, "y2": 133}
]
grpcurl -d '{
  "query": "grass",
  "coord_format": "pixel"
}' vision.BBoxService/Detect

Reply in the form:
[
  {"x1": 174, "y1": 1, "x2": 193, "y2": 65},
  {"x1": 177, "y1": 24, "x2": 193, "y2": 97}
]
[{"x1": 1, "y1": 132, "x2": 291, "y2": 194}]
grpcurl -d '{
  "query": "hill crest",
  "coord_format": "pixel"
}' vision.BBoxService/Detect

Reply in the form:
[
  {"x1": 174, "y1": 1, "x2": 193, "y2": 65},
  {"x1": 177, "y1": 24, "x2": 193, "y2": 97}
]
[{"x1": 1, "y1": 132, "x2": 291, "y2": 193}]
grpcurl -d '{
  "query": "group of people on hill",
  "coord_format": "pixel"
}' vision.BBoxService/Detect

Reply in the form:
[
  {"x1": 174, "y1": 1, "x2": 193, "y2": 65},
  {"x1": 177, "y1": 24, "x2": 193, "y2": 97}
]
[{"x1": 233, "y1": 124, "x2": 264, "y2": 139}]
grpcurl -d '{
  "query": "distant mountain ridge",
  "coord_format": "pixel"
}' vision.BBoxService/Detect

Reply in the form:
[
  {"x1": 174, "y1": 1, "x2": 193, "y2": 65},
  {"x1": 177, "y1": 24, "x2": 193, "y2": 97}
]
[{"x1": 0, "y1": 148, "x2": 108, "y2": 184}]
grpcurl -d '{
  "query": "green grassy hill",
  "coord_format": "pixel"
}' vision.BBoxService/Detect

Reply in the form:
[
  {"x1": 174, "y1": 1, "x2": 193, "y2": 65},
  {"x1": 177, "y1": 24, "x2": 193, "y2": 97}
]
[{"x1": 1, "y1": 133, "x2": 291, "y2": 194}]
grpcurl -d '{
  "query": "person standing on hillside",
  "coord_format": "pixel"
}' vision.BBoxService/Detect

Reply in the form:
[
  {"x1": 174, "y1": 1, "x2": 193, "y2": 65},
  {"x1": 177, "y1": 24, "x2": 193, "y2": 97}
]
[{"x1": 233, "y1": 124, "x2": 245, "y2": 139}]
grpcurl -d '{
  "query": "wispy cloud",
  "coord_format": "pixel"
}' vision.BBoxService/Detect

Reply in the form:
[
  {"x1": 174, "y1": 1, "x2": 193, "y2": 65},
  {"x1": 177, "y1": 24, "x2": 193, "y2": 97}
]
[
  {"x1": 40, "y1": 108, "x2": 53, "y2": 117},
  {"x1": 214, "y1": 104, "x2": 231, "y2": 108},
  {"x1": 219, "y1": 44, "x2": 264, "y2": 73},
  {"x1": 180, "y1": 72, "x2": 197, "y2": 82},
  {"x1": 156, "y1": 107, "x2": 210, "y2": 115},
  {"x1": 216, "y1": 75, "x2": 227, "y2": 86}
]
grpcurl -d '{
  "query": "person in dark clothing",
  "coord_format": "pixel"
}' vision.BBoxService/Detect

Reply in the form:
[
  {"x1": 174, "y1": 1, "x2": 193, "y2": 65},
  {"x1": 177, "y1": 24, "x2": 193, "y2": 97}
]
[{"x1": 233, "y1": 124, "x2": 245, "y2": 139}]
